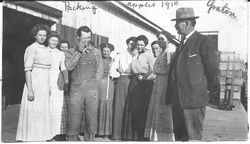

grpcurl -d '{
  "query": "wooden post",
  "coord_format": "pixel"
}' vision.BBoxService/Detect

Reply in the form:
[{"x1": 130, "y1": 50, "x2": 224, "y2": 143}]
[{"x1": 229, "y1": 56, "x2": 235, "y2": 107}]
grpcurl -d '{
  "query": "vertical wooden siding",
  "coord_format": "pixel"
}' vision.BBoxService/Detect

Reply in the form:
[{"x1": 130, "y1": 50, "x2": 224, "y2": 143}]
[
  {"x1": 56, "y1": 24, "x2": 108, "y2": 49},
  {"x1": 60, "y1": 1, "x2": 156, "y2": 54}
]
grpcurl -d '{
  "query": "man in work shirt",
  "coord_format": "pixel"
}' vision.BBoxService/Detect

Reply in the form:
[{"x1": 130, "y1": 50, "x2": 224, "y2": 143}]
[{"x1": 65, "y1": 26, "x2": 103, "y2": 141}]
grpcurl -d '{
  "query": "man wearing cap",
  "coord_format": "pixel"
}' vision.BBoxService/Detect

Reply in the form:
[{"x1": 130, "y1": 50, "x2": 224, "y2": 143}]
[{"x1": 166, "y1": 8, "x2": 219, "y2": 141}]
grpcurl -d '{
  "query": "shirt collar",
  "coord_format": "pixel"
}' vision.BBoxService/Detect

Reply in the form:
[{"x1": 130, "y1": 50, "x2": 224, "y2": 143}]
[{"x1": 185, "y1": 29, "x2": 196, "y2": 41}]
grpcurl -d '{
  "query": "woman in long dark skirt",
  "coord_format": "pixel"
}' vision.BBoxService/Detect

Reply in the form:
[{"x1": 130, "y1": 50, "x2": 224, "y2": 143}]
[
  {"x1": 122, "y1": 35, "x2": 155, "y2": 141},
  {"x1": 110, "y1": 37, "x2": 136, "y2": 140}
]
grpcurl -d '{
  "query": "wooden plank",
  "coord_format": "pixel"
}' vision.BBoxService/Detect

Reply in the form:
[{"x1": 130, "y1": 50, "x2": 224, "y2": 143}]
[
  {"x1": 220, "y1": 91, "x2": 241, "y2": 99},
  {"x1": 203, "y1": 104, "x2": 248, "y2": 141},
  {"x1": 220, "y1": 70, "x2": 243, "y2": 77},
  {"x1": 219, "y1": 62, "x2": 244, "y2": 70},
  {"x1": 219, "y1": 77, "x2": 244, "y2": 86},
  {"x1": 220, "y1": 85, "x2": 242, "y2": 92},
  {"x1": 219, "y1": 51, "x2": 235, "y2": 62}
]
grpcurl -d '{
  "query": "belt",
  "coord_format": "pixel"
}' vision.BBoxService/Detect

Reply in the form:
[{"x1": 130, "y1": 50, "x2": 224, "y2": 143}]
[
  {"x1": 133, "y1": 73, "x2": 151, "y2": 81},
  {"x1": 120, "y1": 73, "x2": 132, "y2": 76}
]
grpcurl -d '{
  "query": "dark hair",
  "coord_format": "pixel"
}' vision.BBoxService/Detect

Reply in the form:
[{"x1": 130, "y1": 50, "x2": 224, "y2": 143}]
[
  {"x1": 156, "y1": 32, "x2": 163, "y2": 38},
  {"x1": 60, "y1": 39, "x2": 70, "y2": 48},
  {"x1": 60, "y1": 39, "x2": 70, "y2": 47},
  {"x1": 151, "y1": 40, "x2": 167, "y2": 51},
  {"x1": 135, "y1": 35, "x2": 148, "y2": 46},
  {"x1": 47, "y1": 32, "x2": 61, "y2": 48},
  {"x1": 48, "y1": 31, "x2": 61, "y2": 41},
  {"x1": 30, "y1": 23, "x2": 50, "y2": 38},
  {"x1": 126, "y1": 36, "x2": 136, "y2": 45},
  {"x1": 100, "y1": 43, "x2": 114, "y2": 51},
  {"x1": 77, "y1": 26, "x2": 92, "y2": 37},
  {"x1": 156, "y1": 31, "x2": 175, "y2": 42},
  {"x1": 151, "y1": 40, "x2": 158, "y2": 47},
  {"x1": 189, "y1": 19, "x2": 196, "y2": 27}
]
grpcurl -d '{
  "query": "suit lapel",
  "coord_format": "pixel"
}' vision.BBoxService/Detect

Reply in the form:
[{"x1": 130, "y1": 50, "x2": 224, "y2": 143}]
[{"x1": 183, "y1": 31, "x2": 199, "y2": 49}]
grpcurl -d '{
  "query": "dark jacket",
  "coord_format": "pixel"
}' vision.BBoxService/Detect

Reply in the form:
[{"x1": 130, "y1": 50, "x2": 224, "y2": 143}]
[{"x1": 167, "y1": 31, "x2": 219, "y2": 108}]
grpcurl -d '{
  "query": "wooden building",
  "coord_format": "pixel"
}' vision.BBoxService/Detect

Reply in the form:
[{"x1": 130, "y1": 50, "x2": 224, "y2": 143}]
[{"x1": 2, "y1": 1, "x2": 165, "y2": 106}]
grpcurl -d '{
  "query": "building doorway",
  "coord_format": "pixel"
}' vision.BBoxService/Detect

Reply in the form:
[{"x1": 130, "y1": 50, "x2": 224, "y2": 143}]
[{"x1": 2, "y1": 7, "x2": 55, "y2": 106}]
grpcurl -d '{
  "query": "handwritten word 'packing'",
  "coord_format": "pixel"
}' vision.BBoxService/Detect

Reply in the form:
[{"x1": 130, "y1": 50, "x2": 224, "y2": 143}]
[
  {"x1": 207, "y1": 0, "x2": 237, "y2": 20},
  {"x1": 64, "y1": 1, "x2": 97, "y2": 14}
]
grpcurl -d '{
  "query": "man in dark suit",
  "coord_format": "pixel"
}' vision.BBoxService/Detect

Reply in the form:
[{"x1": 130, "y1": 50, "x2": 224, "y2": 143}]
[{"x1": 167, "y1": 7, "x2": 219, "y2": 141}]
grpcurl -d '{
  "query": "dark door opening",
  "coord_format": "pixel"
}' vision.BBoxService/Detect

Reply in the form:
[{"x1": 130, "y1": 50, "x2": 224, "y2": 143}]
[{"x1": 2, "y1": 7, "x2": 55, "y2": 106}]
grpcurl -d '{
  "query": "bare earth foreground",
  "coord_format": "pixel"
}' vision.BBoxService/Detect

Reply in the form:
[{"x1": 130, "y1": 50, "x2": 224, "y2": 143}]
[{"x1": 1, "y1": 102, "x2": 248, "y2": 142}]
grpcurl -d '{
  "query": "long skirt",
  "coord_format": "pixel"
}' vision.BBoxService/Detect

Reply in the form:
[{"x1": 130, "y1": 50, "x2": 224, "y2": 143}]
[
  {"x1": 112, "y1": 75, "x2": 131, "y2": 139},
  {"x1": 50, "y1": 73, "x2": 67, "y2": 136},
  {"x1": 96, "y1": 77, "x2": 114, "y2": 135},
  {"x1": 122, "y1": 76, "x2": 153, "y2": 140},
  {"x1": 144, "y1": 74, "x2": 174, "y2": 141},
  {"x1": 16, "y1": 68, "x2": 52, "y2": 141}
]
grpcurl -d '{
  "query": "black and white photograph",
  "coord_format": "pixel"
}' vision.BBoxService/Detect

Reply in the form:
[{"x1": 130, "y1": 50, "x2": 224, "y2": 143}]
[{"x1": 1, "y1": 0, "x2": 249, "y2": 142}]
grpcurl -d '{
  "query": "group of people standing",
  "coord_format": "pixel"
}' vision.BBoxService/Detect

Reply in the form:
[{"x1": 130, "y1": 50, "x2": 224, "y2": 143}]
[{"x1": 16, "y1": 7, "x2": 219, "y2": 142}]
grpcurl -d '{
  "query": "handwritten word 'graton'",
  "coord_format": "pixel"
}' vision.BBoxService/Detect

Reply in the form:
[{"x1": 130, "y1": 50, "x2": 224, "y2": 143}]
[
  {"x1": 207, "y1": 0, "x2": 237, "y2": 20},
  {"x1": 64, "y1": 1, "x2": 97, "y2": 14}
]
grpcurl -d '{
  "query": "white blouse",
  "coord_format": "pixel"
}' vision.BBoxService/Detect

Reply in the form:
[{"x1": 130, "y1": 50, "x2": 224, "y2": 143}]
[{"x1": 110, "y1": 51, "x2": 133, "y2": 78}]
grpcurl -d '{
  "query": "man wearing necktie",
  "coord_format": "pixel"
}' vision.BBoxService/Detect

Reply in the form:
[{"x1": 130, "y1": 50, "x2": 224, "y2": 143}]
[{"x1": 166, "y1": 8, "x2": 219, "y2": 141}]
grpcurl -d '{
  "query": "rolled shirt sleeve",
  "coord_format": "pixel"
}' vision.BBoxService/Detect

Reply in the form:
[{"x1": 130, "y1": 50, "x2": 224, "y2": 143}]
[
  {"x1": 60, "y1": 53, "x2": 69, "y2": 83},
  {"x1": 110, "y1": 54, "x2": 121, "y2": 78},
  {"x1": 60, "y1": 53, "x2": 67, "y2": 71},
  {"x1": 65, "y1": 48, "x2": 82, "y2": 71}
]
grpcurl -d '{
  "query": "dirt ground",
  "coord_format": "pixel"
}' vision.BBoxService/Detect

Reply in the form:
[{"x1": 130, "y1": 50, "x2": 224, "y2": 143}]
[{"x1": 1, "y1": 102, "x2": 248, "y2": 142}]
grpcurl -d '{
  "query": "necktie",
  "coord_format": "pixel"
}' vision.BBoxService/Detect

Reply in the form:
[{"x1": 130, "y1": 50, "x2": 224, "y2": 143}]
[
  {"x1": 170, "y1": 36, "x2": 186, "y2": 81},
  {"x1": 177, "y1": 36, "x2": 186, "y2": 52}
]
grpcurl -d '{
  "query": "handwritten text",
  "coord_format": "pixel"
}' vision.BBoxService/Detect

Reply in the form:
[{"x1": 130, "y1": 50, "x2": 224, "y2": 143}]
[
  {"x1": 64, "y1": 1, "x2": 97, "y2": 14},
  {"x1": 127, "y1": 2, "x2": 156, "y2": 9},
  {"x1": 161, "y1": 1, "x2": 178, "y2": 10},
  {"x1": 127, "y1": 1, "x2": 178, "y2": 10},
  {"x1": 207, "y1": 0, "x2": 237, "y2": 20}
]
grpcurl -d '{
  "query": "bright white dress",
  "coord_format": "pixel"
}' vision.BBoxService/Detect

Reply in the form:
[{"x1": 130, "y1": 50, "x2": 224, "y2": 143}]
[
  {"x1": 16, "y1": 42, "x2": 53, "y2": 141},
  {"x1": 49, "y1": 48, "x2": 67, "y2": 136}
]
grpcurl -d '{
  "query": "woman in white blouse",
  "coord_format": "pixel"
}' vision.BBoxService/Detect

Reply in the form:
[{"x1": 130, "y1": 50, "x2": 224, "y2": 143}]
[
  {"x1": 122, "y1": 35, "x2": 155, "y2": 141},
  {"x1": 110, "y1": 36, "x2": 136, "y2": 140},
  {"x1": 16, "y1": 24, "x2": 52, "y2": 141},
  {"x1": 48, "y1": 32, "x2": 68, "y2": 141}
]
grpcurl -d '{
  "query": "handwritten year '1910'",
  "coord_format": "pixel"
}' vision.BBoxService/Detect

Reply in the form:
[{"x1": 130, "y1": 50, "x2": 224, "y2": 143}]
[{"x1": 161, "y1": 1, "x2": 178, "y2": 10}]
